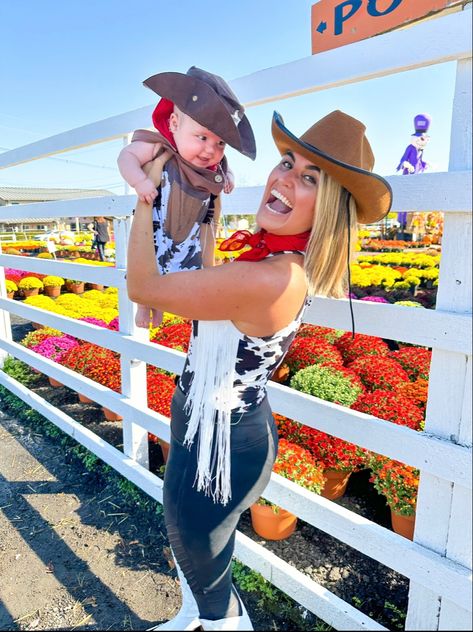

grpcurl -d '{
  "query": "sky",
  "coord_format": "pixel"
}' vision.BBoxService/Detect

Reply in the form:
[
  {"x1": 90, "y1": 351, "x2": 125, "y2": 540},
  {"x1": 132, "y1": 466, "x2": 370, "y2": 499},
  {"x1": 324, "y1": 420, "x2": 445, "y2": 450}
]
[{"x1": 0, "y1": 0, "x2": 458, "y2": 194}]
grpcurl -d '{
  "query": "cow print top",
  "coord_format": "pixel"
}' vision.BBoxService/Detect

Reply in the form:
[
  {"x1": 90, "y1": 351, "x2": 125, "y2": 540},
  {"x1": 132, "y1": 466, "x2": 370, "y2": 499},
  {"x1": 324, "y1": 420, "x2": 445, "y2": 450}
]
[
  {"x1": 179, "y1": 253, "x2": 307, "y2": 414},
  {"x1": 151, "y1": 171, "x2": 214, "y2": 274}
]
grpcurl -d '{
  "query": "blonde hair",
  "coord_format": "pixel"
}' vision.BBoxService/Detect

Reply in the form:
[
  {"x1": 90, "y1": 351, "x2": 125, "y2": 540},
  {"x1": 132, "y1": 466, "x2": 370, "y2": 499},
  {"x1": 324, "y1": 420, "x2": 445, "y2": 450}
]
[{"x1": 304, "y1": 170, "x2": 358, "y2": 298}]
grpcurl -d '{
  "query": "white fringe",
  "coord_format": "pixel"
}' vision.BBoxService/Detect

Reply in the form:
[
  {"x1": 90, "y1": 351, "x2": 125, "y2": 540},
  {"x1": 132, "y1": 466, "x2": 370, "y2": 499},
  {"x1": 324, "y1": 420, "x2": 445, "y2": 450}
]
[{"x1": 183, "y1": 320, "x2": 242, "y2": 505}]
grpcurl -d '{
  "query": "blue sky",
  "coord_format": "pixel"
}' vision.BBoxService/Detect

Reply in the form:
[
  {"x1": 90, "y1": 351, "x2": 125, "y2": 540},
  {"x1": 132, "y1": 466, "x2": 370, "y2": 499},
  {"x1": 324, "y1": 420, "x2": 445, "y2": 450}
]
[{"x1": 0, "y1": 0, "x2": 457, "y2": 193}]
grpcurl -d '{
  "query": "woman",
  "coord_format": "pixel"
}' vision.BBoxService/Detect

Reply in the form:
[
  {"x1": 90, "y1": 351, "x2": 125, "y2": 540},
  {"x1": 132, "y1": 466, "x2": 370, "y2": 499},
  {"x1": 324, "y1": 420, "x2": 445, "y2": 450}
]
[
  {"x1": 93, "y1": 216, "x2": 111, "y2": 261},
  {"x1": 127, "y1": 110, "x2": 392, "y2": 631}
]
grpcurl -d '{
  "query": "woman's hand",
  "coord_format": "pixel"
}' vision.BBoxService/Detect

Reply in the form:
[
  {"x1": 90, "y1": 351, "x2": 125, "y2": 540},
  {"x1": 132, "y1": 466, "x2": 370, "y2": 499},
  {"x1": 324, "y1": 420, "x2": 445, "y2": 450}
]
[{"x1": 142, "y1": 147, "x2": 172, "y2": 188}]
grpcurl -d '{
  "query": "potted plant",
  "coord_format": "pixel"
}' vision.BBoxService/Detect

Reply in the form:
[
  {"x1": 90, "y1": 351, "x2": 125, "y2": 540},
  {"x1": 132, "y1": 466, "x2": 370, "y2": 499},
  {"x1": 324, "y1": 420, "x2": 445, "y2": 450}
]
[
  {"x1": 42, "y1": 275, "x2": 65, "y2": 298},
  {"x1": 18, "y1": 276, "x2": 44, "y2": 298},
  {"x1": 147, "y1": 367, "x2": 176, "y2": 461},
  {"x1": 250, "y1": 439, "x2": 325, "y2": 540},
  {"x1": 5, "y1": 279, "x2": 18, "y2": 299},
  {"x1": 273, "y1": 414, "x2": 366, "y2": 500},
  {"x1": 30, "y1": 334, "x2": 79, "y2": 388},
  {"x1": 65, "y1": 278, "x2": 85, "y2": 294},
  {"x1": 368, "y1": 454, "x2": 419, "y2": 540},
  {"x1": 347, "y1": 355, "x2": 410, "y2": 392}
]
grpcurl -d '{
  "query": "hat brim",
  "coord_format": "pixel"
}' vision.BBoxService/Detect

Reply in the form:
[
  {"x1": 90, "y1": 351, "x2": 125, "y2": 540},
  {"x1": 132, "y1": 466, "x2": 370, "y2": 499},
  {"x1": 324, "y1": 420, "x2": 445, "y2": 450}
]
[
  {"x1": 271, "y1": 112, "x2": 392, "y2": 224},
  {"x1": 144, "y1": 72, "x2": 256, "y2": 160}
]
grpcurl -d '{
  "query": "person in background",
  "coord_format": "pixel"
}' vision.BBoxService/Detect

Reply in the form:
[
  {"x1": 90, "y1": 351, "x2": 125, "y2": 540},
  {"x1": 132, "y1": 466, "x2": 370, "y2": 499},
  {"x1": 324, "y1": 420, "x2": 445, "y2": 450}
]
[{"x1": 93, "y1": 216, "x2": 111, "y2": 261}]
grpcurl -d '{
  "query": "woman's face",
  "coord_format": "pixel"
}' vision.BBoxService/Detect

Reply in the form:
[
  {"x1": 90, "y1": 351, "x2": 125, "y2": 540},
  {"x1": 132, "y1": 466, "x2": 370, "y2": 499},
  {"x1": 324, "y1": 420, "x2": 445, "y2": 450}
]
[{"x1": 256, "y1": 151, "x2": 320, "y2": 235}]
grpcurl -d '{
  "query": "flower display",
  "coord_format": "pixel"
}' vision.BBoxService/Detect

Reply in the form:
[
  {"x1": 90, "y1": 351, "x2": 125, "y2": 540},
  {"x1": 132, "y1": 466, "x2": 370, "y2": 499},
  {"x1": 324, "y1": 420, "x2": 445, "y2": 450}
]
[
  {"x1": 348, "y1": 356, "x2": 410, "y2": 391},
  {"x1": 285, "y1": 336, "x2": 343, "y2": 374},
  {"x1": 360, "y1": 296, "x2": 390, "y2": 303},
  {"x1": 6, "y1": 279, "x2": 18, "y2": 294},
  {"x1": 42, "y1": 275, "x2": 65, "y2": 288},
  {"x1": 351, "y1": 390, "x2": 424, "y2": 431},
  {"x1": 335, "y1": 332, "x2": 389, "y2": 364},
  {"x1": 61, "y1": 343, "x2": 121, "y2": 392},
  {"x1": 18, "y1": 276, "x2": 44, "y2": 291},
  {"x1": 272, "y1": 439, "x2": 325, "y2": 494},
  {"x1": 21, "y1": 327, "x2": 64, "y2": 349},
  {"x1": 390, "y1": 347, "x2": 432, "y2": 380},
  {"x1": 290, "y1": 364, "x2": 364, "y2": 408},
  {"x1": 147, "y1": 368, "x2": 176, "y2": 418},
  {"x1": 31, "y1": 335, "x2": 79, "y2": 363},
  {"x1": 398, "y1": 379, "x2": 429, "y2": 411},
  {"x1": 295, "y1": 324, "x2": 344, "y2": 343},
  {"x1": 107, "y1": 317, "x2": 120, "y2": 331},
  {"x1": 150, "y1": 322, "x2": 192, "y2": 353},
  {"x1": 394, "y1": 300, "x2": 424, "y2": 308},
  {"x1": 274, "y1": 414, "x2": 366, "y2": 472},
  {"x1": 368, "y1": 455, "x2": 419, "y2": 516}
]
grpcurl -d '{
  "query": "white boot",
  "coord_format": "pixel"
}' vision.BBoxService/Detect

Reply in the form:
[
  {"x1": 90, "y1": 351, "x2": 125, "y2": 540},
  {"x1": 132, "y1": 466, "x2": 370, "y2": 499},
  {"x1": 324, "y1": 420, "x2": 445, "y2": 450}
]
[
  {"x1": 147, "y1": 556, "x2": 201, "y2": 631},
  {"x1": 199, "y1": 589, "x2": 253, "y2": 631}
]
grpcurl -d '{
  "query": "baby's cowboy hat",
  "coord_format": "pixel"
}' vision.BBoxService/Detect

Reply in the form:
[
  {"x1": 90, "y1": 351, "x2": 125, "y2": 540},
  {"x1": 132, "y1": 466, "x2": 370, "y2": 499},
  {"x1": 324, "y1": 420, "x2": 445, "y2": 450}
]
[
  {"x1": 143, "y1": 66, "x2": 256, "y2": 160},
  {"x1": 272, "y1": 111, "x2": 392, "y2": 224}
]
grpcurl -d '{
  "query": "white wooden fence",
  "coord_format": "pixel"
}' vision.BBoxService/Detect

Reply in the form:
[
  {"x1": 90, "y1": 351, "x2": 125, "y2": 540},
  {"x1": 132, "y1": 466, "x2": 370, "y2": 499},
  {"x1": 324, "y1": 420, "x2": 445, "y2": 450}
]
[{"x1": 0, "y1": 8, "x2": 471, "y2": 630}]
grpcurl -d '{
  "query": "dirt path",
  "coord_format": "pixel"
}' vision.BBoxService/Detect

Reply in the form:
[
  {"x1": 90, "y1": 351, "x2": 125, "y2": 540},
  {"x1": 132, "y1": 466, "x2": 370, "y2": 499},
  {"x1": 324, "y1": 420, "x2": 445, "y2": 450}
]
[{"x1": 0, "y1": 411, "x2": 180, "y2": 631}]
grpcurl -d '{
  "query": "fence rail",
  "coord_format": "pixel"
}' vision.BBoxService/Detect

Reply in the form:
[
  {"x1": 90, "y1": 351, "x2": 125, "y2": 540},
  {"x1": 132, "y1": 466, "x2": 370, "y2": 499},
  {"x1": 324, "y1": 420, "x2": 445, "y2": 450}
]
[{"x1": 0, "y1": 7, "x2": 471, "y2": 630}]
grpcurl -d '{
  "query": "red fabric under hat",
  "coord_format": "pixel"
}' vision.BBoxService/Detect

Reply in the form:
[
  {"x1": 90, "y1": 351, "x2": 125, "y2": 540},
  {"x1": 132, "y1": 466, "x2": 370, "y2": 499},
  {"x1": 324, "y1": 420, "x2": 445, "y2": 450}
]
[{"x1": 219, "y1": 229, "x2": 310, "y2": 262}]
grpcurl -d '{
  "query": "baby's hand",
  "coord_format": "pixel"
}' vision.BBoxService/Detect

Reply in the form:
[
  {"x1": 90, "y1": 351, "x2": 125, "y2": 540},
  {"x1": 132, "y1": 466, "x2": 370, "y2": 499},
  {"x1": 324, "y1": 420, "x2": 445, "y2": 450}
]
[
  {"x1": 223, "y1": 170, "x2": 235, "y2": 194},
  {"x1": 135, "y1": 177, "x2": 158, "y2": 205}
]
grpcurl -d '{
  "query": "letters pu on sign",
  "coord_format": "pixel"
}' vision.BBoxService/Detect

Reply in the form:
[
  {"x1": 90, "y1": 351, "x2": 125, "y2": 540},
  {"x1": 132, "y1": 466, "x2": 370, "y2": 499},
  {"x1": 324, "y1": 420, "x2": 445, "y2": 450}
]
[{"x1": 311, "y1": 0, "x2": 462, "y2": 54}]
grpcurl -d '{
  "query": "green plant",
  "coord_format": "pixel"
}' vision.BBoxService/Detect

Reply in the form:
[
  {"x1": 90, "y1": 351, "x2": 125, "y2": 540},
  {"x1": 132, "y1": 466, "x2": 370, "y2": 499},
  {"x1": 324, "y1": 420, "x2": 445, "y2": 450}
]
[
  {"x1": 1, "y1": 356, "x2": 41, "y2": 387},
  {"x1": 290, "y1": 364, "x2": 363, "y2": 407}
]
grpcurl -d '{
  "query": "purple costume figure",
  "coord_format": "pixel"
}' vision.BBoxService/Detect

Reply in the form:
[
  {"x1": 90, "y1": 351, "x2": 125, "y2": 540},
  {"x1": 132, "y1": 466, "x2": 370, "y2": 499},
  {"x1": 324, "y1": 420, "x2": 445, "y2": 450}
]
[{"x1": 396, "y1": 114, "x2": 432, "y2": 235}]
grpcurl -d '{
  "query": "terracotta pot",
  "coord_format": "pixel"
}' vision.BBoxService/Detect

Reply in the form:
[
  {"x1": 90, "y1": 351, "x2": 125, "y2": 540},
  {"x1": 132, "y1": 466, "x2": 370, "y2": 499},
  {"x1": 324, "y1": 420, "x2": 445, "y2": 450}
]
[
  {"x1": 44, "y1": 285, "x2": 61, "y2": 298},
  {"x1": 391, "y1": 509, "x2": 416, "y2": 540},
  {"x1": 88, "y1": 283, "x2": 104, "y2": 291},
  {"x1": 22, "y1": 288, "x2": 40, "y2": 297},
  {"x1": 250, "y1": 503, "x2": 297, "y2": 540},
  {"x1": 102, "y1": 406, "x2": 123, "y2": 421},
  {"x1": 78, "y1": 392, "x2": 94, "y2": 404},
  {"x1": 67, "y1": 282, "x2": 85, "y2": 294},
  {"x1": 48, "y1": 376, "x2": 63, "y2": 388},
  {"x1": 321, "y1": 469, "x2": 352, "y2": 500},
  {"x1": 7, "y1": 291, "x2": 15, "y2": 299},
  {"x1": 270, "y1": 363, "x2": 290, "y2": 384},
  {"x1": 160, "y1": 440, "x2": 170, "y2": 462}
]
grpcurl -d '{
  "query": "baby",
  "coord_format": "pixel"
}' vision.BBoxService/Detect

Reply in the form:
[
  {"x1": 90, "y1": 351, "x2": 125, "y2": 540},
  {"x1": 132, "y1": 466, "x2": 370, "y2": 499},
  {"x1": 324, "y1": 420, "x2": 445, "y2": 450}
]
[{"x1": 118, "y1": 66, "x2": 256, "y2": 328}]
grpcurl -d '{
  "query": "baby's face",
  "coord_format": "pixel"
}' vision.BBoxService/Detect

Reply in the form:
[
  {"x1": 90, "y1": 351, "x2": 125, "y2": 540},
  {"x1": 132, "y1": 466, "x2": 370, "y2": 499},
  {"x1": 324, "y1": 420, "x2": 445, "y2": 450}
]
[{"x1": 170, "y1": 110, "x2": 226, "y2": 168}]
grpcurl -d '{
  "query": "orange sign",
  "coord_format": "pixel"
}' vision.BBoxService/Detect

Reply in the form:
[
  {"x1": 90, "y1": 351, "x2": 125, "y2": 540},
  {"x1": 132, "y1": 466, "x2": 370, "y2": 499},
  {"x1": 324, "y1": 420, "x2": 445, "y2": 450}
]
[{"x1": 311, "y1": 0, "x2": 462, "y2": 54}]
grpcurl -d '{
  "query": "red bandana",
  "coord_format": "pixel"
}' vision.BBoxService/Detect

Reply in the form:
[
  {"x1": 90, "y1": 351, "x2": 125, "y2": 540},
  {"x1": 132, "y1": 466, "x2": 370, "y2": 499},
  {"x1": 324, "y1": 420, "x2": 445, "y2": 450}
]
[{"x1": 219, "y1": 229, "x2": 310, "y2": 262}]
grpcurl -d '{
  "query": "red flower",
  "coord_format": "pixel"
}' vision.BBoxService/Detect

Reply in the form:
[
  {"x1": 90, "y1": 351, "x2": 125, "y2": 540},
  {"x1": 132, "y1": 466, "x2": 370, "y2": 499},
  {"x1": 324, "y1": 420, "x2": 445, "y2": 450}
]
[
  {"x1": 273, "y1": 439, "x2": 326, "y2": 493},
  {"x1": 369, "y1": 454, "x2": 419, "y2": 516},
  {"x1": 285, "y1": 336, "x2": 343, "y2": 374},
  {"x1": 351, "y1": 390, "x2": 424, "y2": 430},
  {"x1": 390, "y1": 347, "x2": 432, "y2": 380},
  {"x1": 273, "y1": 414, "x2": 366, "y2": 471},
  {"x1": 151, "y1": 322, "x2": 192, "y2": 353},
  {"x1": 146, "y1": 368, "x2": 176, "y2": 418},
  {"x1": 335, "y1": 333, "x2": 389, "y2": 364},
  {"x1": 348, "y1": 356, "x2": 409, "y2": 391}
]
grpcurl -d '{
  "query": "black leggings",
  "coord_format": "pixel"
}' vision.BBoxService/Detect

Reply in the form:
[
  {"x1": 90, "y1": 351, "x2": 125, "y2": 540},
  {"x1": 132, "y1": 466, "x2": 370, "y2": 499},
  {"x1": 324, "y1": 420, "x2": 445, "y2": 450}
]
[{"x1": 163, "y1": 386, "x2": 278, "y2": 620}]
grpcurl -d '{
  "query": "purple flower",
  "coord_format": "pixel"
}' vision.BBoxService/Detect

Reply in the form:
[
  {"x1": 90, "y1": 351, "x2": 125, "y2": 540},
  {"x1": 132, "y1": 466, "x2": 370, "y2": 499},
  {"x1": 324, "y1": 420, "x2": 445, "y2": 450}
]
[
  {"x1": 31, "y1": 335, "x2": 79, "y2": 362},
  {"x1": 79, "y1": 317, "x2": 108, "y2": 328},
  {"x1": 361, "y1": 296, "x2": 390, "y2": 303},
  {"x1": 107, "y1": 317, "x2": 120, "y2": 331}
]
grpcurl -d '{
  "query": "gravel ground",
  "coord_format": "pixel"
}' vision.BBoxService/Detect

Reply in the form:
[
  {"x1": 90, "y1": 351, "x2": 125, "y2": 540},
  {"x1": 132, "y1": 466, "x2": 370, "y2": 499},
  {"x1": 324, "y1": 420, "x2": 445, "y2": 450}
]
[{"x1": 0, "y1": 315, "x2": 409, "y2": 630}]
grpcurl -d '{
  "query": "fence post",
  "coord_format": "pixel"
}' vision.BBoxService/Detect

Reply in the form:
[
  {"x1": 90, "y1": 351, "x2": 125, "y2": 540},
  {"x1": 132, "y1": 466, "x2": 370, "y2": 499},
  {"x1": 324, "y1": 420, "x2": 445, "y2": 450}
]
[
  {"x1": 114, "y1": 215, "x2": 150, "y2": 469},
  {"x1": 0, "y1": 246, "x2": 13, "y2": 368},
  {"x1": 405, "y1": 53, "x2": 472, "y2": 631}
]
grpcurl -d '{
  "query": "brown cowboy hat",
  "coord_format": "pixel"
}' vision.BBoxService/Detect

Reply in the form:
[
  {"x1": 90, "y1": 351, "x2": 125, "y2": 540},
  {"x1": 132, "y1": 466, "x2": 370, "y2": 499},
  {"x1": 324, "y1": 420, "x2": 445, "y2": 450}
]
[
  {"x1": 271, "y1": 111, "x2": 392, "y2": 224},
  {"x1": 144, "y1": 66, "x2": 256, "y2": 160}
]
